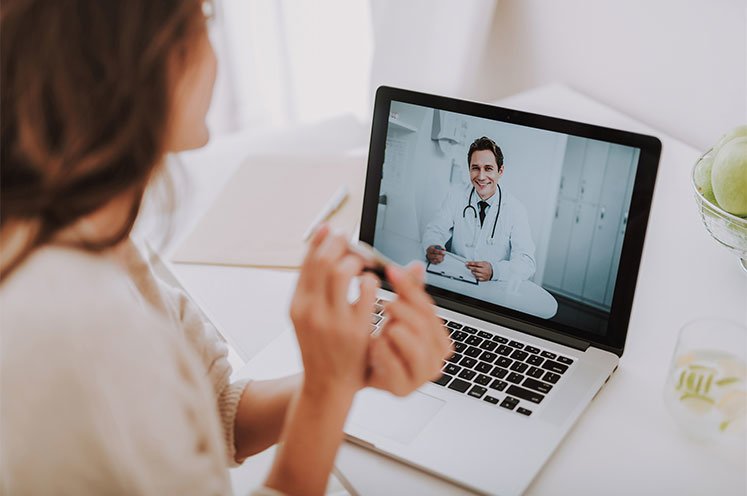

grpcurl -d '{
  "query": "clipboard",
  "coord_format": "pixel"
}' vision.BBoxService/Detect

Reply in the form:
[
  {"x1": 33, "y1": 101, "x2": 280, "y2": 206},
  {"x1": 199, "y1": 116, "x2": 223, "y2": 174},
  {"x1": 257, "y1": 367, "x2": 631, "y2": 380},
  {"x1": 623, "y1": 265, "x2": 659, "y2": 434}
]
[{"x1": 426, "y1": 251, "x2": 478, "y2": 285}]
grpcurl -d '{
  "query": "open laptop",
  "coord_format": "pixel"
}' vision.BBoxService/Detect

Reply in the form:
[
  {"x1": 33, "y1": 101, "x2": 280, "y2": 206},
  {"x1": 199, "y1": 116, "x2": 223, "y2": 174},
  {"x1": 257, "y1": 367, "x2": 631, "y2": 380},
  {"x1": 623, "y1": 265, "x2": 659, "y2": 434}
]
[{"x1": 343, "y1": 86, "x2": 661, "y2": 495}]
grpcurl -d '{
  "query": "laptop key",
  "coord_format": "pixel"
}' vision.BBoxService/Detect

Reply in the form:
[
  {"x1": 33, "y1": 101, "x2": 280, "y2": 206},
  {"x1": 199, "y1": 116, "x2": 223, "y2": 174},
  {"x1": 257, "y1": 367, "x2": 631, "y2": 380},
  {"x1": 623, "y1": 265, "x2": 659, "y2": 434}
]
[
  {"x1": 475, "y1": 374, "x2": 491, "y2": 386},
  {"x1": 495, "y1": 356, "x2": 513, "y2": 368},
  {"x1": 557, "y1": 356, "x2": 574, "y2": 365},
  {"x1": 541, "y1": 350, "x2": 557, "y2": 360},
  {"x1": 461, "y1": 325, "x2": 477, "y2": 334},
  {"x1": 447, "y1": 352, "x2": 463, "y2": 364},
  {"x1": 523, "y1": 377, "x2": 553, "y2": 394},
  {"x1": 459, "y1": 356, "x2": 478, "y2": 369},
  {"x1": 491, "y1": 335, "x2": 509, "y2": 344},
  {"x1": 448, "y1": 378, "x2": 471, "y2": 393},
  {"x1": 451, "y1": 330, "x2": 468, "y2": 342},
  {"x1": 496, "y1": 345, "x2": 512, "y2": 356},
  {"x1": 479, "y1": 351, "x2": 498, "y2": 363},
  {"x1": 454, "y1": 342, "x2": 467, "y2": 353},
  {"x1": 541, "y1": 360, "x2": 569, "y2": 374},
  {"x1": 500, "y1": 396, "x2": 519, "y2": 410},
  {"x1": 510, "y1": 349, "x2": 529, "y2": 361},
  {"x1": 443, "y1": 363, "x2": 461, "y2": 375},
  {"x1": 527, "y1": 366, "x2": 544, "y2": 378},
  {"x1": 506, "y1": 385, "x2": 545, "y2": 404},
  {"x1": 374, "y1": 303, "x2": 384, "y2": 314},
  {"x1": 510, "y1": 362, "x2": 529, "y2": 373},
  {"x1": 465, "y1": 335, "x2": 483, "y2": 347},
  {"x1": 483, "y1": 395, "x2": 499, "y2": 405},
  {"x1": 526, "y1": 355, "x2": 544, "y2": 366},
  {"x1": 525, "y1": 345, "x2": 541, "y2": 354},
  {"x1": 371, "y1": 314, "x2": 382, "y2": 325},
  {"x1": 475, "y1": 362, "x2": 493, "y2": 374},
  {"x1": 432, "y1": 374, "x2": 452, "y2": 386},
  {"x1": 477, "y1": 330, "x2": 493, "y2": 339},
  {"x1": 468, "y1": 385, "x2": 487, "y2": 399},
  {"x1": 489, "y1": 379, "x2": 508, "y2": 391},
  {"x1": 465, "y1": 346, "x2": 482, "y2": 358},
  {"x1": 458, "y1": 369, "x2": 477, "y2": 381},
  {"x1": 508, "y1": 340, "x2": 524, "y2": 349},
  {"x1": 490, "y1": 366, "x2": 508, "y2": 379},
  {"x1": 479, "y1": 340, "x2": 498, "y2": 352},
  {"x1": 543, "y1": 371, "x2": 561, "y2": 384},
  {"x1": 507, "y1": 372, "x2": 524, "y2": 384},
  {"x1": 446, "y1": 321, "x2": 463, "y2": 330},
  {"x1": 516, "y1": 407, "x2": 532, "y2": 416}
]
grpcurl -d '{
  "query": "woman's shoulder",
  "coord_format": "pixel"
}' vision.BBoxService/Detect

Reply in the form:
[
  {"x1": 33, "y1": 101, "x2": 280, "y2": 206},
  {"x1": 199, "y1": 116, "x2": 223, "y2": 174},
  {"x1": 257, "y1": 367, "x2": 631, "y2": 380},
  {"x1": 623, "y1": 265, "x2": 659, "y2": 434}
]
[
  {"x1": 4, "y1": 244, "x2": 130, "y2": 306},
  {"x1": 1, "y1": 245, "x2": 170, "y2": 351}
]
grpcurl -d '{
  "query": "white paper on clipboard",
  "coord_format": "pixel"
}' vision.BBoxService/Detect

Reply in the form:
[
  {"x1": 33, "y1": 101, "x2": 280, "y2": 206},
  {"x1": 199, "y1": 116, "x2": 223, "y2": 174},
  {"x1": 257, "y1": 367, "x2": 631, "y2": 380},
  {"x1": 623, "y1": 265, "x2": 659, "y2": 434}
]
[{"x1": 426, "y1": 251, "x2": 478, "y2": 285}]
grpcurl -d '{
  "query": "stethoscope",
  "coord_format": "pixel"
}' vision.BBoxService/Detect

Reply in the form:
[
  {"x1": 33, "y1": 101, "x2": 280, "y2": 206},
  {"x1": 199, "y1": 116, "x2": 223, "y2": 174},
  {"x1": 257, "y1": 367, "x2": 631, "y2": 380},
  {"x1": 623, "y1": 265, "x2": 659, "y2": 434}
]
[{"x1": 462, "y1": 184, "x2": 502, "y2": 246}]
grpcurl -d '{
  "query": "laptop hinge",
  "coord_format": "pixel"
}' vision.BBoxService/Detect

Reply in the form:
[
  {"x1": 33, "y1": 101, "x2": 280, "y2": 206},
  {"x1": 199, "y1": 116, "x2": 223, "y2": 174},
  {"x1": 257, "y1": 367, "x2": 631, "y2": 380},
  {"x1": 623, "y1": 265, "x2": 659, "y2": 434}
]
[{"x1": 431, "y1": 294, "x2": 592, "y2": 352}]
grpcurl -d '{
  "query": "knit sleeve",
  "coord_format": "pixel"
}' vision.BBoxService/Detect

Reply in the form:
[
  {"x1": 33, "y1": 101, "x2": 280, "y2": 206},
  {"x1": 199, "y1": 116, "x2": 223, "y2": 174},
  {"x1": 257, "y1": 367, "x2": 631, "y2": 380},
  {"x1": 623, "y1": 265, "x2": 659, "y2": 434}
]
[{"x1": 158, "y1": 279, "x2": 252, "y2": 466}]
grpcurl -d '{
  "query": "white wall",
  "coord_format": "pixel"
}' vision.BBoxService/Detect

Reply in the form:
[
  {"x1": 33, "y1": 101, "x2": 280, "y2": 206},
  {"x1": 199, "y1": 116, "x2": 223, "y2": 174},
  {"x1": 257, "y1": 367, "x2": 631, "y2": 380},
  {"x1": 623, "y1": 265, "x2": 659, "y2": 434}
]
[
  {"x1": 468, "y1": 0, "x2": 747, "y2": 150},
  {"x1": 369, "y1": 0, "x2": 497, "y2": 99}
]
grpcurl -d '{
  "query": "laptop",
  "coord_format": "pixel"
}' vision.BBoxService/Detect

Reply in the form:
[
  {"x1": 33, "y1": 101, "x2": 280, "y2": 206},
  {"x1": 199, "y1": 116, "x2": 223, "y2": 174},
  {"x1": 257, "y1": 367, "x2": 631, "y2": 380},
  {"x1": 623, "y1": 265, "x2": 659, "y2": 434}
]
[{"x1": 343, "y1": 86, "x2": 661, "y2": 495}]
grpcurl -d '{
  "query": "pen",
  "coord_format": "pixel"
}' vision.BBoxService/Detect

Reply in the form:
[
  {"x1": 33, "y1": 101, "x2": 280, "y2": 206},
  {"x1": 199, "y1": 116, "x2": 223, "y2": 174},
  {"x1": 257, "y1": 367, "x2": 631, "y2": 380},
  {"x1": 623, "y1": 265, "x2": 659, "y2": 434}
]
[
  {"x1": 302, "y1": 185, "x2": 349, "y2": 241},
  {"x1": 348, "y1": 241, "x2": 397, "y2": 280}
]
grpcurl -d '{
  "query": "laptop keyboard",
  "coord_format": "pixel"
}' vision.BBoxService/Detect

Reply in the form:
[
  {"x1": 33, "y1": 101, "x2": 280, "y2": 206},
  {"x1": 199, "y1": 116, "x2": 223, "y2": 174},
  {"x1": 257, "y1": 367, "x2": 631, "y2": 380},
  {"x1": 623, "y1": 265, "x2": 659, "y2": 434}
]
[{"x1": 370, "y1": 299, "x2": 575, "y2": 418}]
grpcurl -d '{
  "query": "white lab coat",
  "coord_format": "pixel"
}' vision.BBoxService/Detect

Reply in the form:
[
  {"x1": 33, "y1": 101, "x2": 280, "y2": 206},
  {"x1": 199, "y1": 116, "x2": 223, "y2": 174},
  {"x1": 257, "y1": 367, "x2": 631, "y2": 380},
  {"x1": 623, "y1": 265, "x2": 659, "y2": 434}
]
[{"x1": 421, "y1": 184, "x2": 536, "y2": 281}]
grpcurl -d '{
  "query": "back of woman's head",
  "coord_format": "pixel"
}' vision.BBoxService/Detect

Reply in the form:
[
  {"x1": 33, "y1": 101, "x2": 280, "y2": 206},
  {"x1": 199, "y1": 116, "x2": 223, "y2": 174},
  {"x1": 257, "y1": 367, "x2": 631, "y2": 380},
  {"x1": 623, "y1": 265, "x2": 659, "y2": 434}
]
[{"x1": 1, "y1": 0, "x2": 209, "y2": 276}]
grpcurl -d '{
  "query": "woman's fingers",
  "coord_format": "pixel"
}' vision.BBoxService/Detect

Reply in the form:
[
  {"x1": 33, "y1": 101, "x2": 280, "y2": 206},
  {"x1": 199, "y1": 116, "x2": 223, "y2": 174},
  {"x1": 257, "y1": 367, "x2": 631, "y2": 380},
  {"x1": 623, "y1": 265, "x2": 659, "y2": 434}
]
[
  {"x1": 385, "y1": 263, "x2": 432, "y2": 312},
  {"x1": 367, "y1": 334, "x2": 412, "y2": 396},
  {"x1": 385, "y1": 300, "x2": 436, "y2": 347},
  {"x1": 386, "y1": 300, "x2": 452, "y2": 365},
  {"x1": 329, "y1": 254, "x2": 365, "y2": 310},
  {"x1": 353, "y1": 273, "x2": 379, "y2": 321},
  {"x1": 310, "y1": 230, "x2": 350, "y2": 300},
  {"x1": 297, "y1": 224, "x2": 330, "y2": 293}
]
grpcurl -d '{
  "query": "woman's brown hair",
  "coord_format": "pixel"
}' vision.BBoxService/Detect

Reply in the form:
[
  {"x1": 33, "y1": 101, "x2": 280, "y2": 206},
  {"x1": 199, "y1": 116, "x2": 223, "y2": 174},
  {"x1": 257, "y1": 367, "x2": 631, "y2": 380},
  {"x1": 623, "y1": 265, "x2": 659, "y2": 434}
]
[{"x1": 0, "y1": 0, "x2": 209, "y2": 278}]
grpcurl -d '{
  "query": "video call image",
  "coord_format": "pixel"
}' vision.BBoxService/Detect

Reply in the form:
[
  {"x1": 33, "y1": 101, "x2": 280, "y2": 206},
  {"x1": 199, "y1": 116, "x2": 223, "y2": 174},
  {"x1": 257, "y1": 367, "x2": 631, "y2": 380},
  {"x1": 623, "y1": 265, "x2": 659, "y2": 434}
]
[{"x1": 374, "y1": 101, "x2": 640, "y2": 336}]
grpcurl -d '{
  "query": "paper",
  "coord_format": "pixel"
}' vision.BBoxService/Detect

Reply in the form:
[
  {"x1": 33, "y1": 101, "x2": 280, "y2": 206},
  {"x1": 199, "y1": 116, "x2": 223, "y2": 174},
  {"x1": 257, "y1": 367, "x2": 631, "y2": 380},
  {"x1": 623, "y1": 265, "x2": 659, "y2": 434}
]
[
  {"x1": 172, "y1": 155, "x2": 365, "y2": 268},
  {"x1": 426, "y1": 251, "x2": 478, "y2": 284}
]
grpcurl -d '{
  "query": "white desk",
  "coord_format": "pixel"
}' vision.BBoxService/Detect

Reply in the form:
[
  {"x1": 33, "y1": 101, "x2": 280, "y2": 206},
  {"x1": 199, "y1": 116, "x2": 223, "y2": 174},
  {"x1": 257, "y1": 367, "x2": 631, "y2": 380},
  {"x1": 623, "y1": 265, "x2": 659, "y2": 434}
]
[
  {"x1": 163, "y1": 85, "x2": 747, "y2": 495},
  {"x1": 425, "y1": 272, "x2": 558, "y2": 319}
]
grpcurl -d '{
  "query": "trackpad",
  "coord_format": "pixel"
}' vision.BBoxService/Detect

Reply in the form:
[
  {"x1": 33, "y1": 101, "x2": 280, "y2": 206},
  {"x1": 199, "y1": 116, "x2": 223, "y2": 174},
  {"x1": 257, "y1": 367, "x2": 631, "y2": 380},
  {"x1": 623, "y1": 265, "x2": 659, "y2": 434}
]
[{"x1": 346, "y1": 389, "x2": 445, "y2": 445}]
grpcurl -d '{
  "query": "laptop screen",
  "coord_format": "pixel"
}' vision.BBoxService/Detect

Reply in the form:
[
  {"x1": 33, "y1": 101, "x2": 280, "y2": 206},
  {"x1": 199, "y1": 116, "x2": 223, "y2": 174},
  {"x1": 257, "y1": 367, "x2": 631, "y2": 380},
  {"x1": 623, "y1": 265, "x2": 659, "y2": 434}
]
[{"x1": 362, "y1": 88, "x2": 660, "y2": 351}]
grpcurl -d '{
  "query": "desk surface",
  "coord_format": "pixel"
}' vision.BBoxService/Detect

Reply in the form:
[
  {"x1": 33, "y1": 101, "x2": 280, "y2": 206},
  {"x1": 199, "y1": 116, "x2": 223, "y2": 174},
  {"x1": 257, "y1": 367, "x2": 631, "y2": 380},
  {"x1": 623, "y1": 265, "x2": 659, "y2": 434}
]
[{"x1": 165, "y1": 84, "x2": 747, "y2": 495}]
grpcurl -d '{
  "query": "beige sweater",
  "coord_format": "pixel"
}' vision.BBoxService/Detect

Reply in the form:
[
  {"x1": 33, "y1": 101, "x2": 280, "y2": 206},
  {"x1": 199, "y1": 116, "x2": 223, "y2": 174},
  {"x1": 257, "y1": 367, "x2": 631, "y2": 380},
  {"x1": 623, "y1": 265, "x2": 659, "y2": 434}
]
[{"x1": 0, "y1": 239, "x2": 261, "y2": 495}]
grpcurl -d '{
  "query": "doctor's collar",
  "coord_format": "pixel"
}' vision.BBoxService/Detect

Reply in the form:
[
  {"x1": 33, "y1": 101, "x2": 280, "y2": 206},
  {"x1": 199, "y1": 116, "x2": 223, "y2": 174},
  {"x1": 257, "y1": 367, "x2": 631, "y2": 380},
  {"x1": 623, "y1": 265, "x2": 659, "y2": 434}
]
[{"x1": 471, "y1": 187, "x2": 501, "y2": 207}]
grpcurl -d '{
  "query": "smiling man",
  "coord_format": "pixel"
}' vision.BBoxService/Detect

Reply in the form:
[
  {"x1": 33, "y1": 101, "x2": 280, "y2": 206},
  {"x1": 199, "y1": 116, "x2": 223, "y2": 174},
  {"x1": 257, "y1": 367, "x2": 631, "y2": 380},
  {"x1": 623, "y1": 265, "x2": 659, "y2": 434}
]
[{"x1": 422, "y1": 136, "x2": 536, "y2": 282}]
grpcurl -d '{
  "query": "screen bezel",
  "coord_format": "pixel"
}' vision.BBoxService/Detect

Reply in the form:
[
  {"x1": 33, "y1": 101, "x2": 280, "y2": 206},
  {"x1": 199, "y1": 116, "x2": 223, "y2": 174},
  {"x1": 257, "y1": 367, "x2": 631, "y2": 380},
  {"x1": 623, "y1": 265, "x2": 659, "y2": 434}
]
[{"x1": 360, "y1": 86, "x2": 661, "y2": 356}]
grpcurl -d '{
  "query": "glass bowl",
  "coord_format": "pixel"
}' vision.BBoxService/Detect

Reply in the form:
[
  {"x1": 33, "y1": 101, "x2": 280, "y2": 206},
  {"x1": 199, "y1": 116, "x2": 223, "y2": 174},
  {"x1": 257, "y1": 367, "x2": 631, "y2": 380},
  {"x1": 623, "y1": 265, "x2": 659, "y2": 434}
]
[{"x1": 691, "y1": 152, "x2": 747, "y2": 273}]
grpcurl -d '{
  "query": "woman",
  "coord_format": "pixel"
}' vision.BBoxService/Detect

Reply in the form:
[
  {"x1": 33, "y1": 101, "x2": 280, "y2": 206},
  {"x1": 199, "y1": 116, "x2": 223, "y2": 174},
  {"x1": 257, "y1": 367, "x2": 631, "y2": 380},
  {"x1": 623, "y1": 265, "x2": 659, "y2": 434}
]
[{"x1": 0, "y1": 1, "x2": 451, "y2": 494}]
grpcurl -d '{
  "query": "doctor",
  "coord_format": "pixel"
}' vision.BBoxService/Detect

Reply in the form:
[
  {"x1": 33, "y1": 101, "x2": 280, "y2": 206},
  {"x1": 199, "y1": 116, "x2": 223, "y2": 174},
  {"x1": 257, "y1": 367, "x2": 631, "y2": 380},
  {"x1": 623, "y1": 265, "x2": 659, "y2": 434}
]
[{"x1": 422, "y1": 136, "x2": 536, "y2": 282}]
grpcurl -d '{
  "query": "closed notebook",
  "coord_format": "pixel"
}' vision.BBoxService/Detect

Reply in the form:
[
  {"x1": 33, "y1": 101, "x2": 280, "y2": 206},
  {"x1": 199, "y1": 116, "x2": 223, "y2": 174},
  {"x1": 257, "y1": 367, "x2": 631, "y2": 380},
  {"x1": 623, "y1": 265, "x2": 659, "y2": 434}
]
[{"x1": 173, "y1": 155, "x2": 365, "y2": 268}]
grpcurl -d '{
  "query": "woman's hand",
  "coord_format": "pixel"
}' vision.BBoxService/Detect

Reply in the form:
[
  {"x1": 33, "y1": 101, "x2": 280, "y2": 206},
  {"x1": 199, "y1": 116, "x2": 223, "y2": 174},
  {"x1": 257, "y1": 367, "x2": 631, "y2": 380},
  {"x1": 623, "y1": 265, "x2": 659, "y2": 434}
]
[
  {"x1": 290, "y1": 225, "x2": 379, "y2": 399},
  {"x1": 366, "y1": 263, "x2": 453, "y2": 396}
]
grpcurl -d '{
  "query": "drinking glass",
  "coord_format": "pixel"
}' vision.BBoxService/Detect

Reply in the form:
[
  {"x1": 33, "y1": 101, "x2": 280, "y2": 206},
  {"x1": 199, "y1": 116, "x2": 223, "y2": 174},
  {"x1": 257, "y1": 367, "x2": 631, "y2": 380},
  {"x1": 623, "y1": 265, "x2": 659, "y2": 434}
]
[{"x1": 663, "y1": 318, "x2": 747, "y2": 442}]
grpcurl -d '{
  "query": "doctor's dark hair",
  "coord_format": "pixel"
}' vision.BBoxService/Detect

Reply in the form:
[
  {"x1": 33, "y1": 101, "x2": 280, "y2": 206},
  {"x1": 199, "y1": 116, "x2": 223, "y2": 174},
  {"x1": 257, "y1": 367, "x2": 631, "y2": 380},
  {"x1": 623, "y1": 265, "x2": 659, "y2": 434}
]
[
  {"x1": 467, "y1": 136, "x2": 504, "y2": 168},
  {"x1": 0, "y1": 0, "x2": 210, "y2": 279}
]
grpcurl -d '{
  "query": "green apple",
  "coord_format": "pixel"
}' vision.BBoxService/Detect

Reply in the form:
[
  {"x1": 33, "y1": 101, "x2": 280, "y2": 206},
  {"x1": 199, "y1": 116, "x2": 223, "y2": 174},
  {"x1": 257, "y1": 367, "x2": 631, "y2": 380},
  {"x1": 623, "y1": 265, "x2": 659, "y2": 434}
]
[
  {"x1": 694, "y1": 152, "x2": 716, "y2": 203},
  {"x1": 714, "y1": 125, "x2": 747, "y2": 153},
  {"x1": 712, "y1": 137, "x2": 747, "y2": 216}
]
